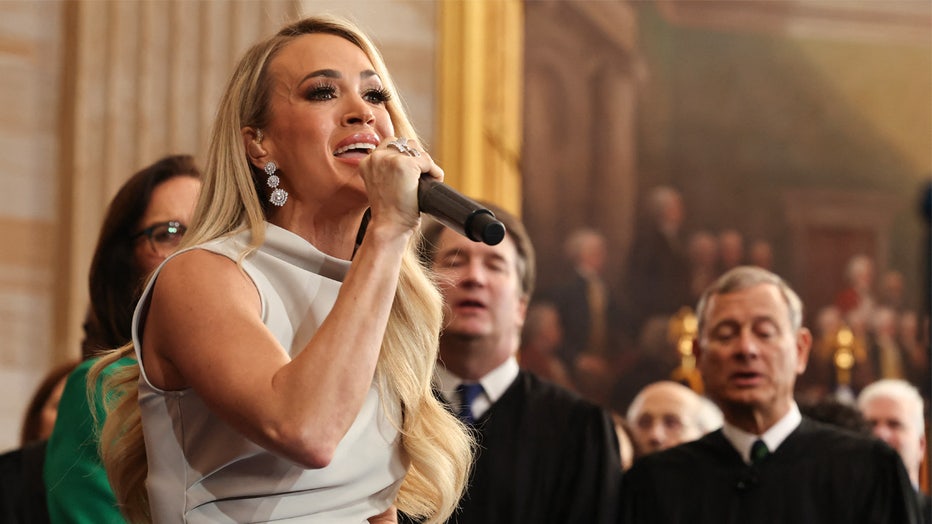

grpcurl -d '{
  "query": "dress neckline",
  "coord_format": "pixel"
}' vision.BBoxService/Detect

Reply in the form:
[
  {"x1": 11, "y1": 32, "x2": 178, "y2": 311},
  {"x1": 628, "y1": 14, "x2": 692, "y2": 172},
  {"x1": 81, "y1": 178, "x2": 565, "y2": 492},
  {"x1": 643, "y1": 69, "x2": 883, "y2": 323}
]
[{"x1": 259, "y1": 222, "x2": 352, "y2": 282}]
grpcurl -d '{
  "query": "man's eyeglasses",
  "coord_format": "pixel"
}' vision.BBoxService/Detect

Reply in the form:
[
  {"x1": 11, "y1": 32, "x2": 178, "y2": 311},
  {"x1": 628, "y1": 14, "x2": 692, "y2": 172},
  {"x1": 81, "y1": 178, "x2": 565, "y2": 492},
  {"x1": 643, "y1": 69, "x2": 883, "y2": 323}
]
[{"x1": 132, "y1": 220, "x2": 187, "y2": 258}]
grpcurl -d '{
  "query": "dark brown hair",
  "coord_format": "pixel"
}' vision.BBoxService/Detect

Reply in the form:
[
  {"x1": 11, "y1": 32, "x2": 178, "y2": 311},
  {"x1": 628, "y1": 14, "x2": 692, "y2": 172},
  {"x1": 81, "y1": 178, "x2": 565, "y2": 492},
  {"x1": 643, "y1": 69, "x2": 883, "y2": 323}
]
[
  {"x1": 83, "y1": 154, "x2": 200, "y2": 358},
  {"x1": 20, "y1": 359, "x2": 80, "y2": 445}
]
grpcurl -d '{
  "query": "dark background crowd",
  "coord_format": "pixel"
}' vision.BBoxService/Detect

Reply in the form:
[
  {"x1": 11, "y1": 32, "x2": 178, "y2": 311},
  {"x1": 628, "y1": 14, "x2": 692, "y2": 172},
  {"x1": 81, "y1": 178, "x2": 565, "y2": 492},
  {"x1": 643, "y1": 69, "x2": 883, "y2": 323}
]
[{"x1": 524, "y1": 183, "x2": 931, "y2": 419}]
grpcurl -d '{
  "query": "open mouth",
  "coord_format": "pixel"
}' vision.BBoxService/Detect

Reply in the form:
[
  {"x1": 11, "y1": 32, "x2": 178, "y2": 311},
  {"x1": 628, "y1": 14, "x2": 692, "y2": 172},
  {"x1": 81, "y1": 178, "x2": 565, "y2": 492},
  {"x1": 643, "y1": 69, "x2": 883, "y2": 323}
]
[
  {"x1": 456, "y1": 299, "x2": 486, "y2": 311},
  {"x1": 731, "y1": 371, "x2": 762, "y2": 386},
  {"x1": 333, "y1": 142, "x2": 376, "y2": 159}
]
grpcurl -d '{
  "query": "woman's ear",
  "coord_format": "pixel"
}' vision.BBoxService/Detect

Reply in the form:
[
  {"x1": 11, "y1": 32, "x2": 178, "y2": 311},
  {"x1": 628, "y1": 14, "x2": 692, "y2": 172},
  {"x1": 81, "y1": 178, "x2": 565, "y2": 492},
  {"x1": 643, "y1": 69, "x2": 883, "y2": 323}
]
[{"x1": 242, "y1": 127, "x2": 268, "y2": 168}]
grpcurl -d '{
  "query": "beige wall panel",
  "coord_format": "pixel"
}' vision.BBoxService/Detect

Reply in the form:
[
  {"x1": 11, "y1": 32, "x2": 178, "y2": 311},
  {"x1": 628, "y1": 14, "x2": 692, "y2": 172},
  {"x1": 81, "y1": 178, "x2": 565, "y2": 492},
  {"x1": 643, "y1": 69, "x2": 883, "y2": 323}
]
[
  {"x1": 0, "y1": 2, "x2": 61, "y2": 223},
  {"x1": 200, "y1": 1, "x2": 232, "y2": 150},
  {"x1": 168, "y1": 1, "x2": 202, "y2": 155},
  {"x1": 0, "y1": 0, "x2": 62, "y2": 451},
  {"x1": 0, "y1": 218, "x2": 55, "y2": 270},
  {"x1": 138, "y1": 2, "x2": 172, "y2": 164},
  {"x1": 105, "y1": 1, "x2": 142, "y2": 188}
]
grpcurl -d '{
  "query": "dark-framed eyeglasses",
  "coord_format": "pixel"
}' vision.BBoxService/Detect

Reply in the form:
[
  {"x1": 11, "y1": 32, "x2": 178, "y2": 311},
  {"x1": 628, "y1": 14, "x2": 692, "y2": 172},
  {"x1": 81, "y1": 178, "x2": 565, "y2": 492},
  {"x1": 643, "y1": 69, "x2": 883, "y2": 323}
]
[{"x1": 131, "y1": 220, "x2": 187, "y2": 257}]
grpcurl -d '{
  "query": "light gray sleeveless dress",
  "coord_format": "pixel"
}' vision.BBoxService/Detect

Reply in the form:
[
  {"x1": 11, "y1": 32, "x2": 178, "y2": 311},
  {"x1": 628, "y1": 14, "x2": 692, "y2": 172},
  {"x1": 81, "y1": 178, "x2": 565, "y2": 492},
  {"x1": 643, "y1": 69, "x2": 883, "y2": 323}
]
[{"x1": 132, "y1": 223, "x2": 406, "y2": 523}]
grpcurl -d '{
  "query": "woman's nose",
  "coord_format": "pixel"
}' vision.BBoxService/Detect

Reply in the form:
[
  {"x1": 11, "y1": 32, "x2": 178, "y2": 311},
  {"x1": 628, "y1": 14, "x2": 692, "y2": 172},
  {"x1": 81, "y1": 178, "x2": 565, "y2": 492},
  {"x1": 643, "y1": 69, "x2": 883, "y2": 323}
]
[{"x1": 342, "y1": 100, "x2": 375, "y2": 126}]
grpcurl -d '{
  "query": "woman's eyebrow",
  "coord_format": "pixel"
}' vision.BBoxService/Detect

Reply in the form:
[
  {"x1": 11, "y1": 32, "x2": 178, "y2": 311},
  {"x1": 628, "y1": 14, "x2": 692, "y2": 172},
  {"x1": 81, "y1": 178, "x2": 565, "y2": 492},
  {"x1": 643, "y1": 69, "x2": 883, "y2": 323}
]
[{"x1": 300, "y1": 69, "x2": 341, "y2": 84}]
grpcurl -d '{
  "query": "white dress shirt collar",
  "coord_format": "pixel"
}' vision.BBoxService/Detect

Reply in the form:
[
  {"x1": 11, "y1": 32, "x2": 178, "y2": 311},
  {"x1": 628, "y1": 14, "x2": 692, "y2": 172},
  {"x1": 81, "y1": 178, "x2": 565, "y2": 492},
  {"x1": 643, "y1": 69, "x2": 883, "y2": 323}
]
[
  {"x1": 434, "y1": 357, "x2": 520, "y2": 420},
  {"x1": 722, "y1": 402, "x2": 802, "y2": 465}
]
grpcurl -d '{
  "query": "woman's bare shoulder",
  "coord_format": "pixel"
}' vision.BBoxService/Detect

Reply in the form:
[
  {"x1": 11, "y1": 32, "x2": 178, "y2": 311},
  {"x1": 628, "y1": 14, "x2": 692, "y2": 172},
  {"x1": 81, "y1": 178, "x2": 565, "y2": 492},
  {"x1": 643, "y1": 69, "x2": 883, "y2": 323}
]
[{"x1": 152, "y1": 247, "x2": 259, "y2": 311}]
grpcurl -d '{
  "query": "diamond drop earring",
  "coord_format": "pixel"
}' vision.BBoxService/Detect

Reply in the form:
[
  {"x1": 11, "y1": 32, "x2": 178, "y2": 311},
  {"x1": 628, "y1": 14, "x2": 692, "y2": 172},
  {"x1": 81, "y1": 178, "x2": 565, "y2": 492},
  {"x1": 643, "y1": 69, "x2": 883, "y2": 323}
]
[{"x1": 264, "y1": 161, "x2": 288, "y2": 207}]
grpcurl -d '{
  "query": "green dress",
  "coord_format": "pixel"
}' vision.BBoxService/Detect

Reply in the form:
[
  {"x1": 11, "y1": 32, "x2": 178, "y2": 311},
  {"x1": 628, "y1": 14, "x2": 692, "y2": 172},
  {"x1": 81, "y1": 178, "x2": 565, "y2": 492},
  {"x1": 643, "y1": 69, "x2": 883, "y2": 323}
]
[{"x1": 44, "y1": 357, "x2": 133, "y2": 523}]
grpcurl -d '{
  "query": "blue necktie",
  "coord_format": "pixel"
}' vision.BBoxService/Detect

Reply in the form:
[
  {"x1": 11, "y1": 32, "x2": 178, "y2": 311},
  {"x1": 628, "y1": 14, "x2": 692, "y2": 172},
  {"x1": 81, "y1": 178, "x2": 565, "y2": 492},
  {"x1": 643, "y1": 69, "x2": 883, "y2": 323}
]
[{"x1": 456, "y1": 383, "x2": 484, "y2": 424}]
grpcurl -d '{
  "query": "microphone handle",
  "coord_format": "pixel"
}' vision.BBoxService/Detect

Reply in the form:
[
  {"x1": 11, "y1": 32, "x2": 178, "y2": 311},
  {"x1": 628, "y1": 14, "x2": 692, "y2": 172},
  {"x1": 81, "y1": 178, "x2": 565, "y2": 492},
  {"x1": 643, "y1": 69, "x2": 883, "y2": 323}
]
[{"x1": 417, "y1": 177, "x2": 505, "y2": 246}]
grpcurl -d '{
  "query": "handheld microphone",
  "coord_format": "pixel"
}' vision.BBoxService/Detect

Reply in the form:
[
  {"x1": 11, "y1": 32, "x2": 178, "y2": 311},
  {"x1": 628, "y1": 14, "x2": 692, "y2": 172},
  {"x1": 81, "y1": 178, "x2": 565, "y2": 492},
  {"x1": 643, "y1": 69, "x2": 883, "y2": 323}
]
[{"x1": 418, "y1": 176, "x2": 505, "y2": 246}]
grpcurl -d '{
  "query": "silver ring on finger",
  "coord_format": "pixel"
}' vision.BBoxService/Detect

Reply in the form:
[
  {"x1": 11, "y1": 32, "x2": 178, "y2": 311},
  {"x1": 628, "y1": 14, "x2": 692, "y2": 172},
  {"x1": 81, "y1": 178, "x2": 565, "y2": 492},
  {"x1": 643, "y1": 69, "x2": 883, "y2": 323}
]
[{"x1": 386, "y1": 137, "x2": 421, "y2": 157}]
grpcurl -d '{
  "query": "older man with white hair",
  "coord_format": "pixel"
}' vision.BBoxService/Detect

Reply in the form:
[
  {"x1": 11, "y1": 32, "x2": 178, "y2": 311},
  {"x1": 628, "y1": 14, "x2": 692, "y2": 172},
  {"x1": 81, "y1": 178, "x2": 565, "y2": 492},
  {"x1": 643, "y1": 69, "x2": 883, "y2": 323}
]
[
  {"x1": 858, "y1": 379, "x2": 930, "y2": 523},
  {"x1": 621, "y1": 266, "x2": 920, "y2": 523},
  {"x1": 626, "y1": 381, "x2": 722, "y2": 458}
]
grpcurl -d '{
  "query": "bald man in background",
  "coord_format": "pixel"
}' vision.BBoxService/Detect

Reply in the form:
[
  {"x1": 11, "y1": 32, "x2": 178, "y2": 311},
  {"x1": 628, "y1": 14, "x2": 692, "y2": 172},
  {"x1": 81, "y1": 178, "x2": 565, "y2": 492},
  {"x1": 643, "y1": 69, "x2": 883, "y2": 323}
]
[{"x1": 626, "y1": 381, "x2": 722, "y2": 458}]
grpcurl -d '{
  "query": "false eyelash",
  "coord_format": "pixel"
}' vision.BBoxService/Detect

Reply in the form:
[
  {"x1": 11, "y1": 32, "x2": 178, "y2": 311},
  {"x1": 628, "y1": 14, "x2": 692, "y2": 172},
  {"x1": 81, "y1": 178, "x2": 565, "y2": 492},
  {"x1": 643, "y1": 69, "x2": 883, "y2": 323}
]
[
  {"x1": 364, "y1": 87, "x2": 392, "y2": 104},
  {"x1": 305, "y1": 81, "x2": 338, "y2": 101}
]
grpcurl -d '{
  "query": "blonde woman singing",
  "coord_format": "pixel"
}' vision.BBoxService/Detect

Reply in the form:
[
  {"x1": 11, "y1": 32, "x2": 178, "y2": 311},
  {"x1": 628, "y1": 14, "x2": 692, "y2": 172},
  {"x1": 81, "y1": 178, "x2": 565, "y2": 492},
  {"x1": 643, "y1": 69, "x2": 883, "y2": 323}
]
[{"x1": 92, "y1": 15, "x2": 472, "y2": 524}]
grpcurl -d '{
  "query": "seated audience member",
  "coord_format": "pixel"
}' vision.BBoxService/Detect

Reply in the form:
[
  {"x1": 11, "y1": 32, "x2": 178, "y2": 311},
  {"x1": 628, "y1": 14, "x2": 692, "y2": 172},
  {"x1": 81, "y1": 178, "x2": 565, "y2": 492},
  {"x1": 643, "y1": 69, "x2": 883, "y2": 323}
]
[
  {"x1": 626, "y1": 380, "x2": 722, "y2": 458},
  {"x1": 518, "y1": 301, "x2": 576, "y2": 392},
  {"x1": 0, "y1": 359, "x2": 79, "y2": 524},
  {"x1": 858, "y1": 379, "x2": 931, "y2": 523},
  {"x1": 45, "y1": 154, "x2": 201, "y2": 523},
  {"x1": 420, "y1": 204, "x2": 621, "y2": 524},
  {"x1": 621, "y1": 266, "x2": 920, "y2": 523}
]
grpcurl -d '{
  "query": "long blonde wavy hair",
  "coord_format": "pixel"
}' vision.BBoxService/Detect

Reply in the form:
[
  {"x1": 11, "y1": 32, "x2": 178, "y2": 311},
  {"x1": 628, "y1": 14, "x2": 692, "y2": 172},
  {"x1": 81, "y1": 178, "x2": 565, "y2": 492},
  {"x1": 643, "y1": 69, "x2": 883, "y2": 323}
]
[{"x1": 90, "y1": 15, "x2": 472, "y2": 524}]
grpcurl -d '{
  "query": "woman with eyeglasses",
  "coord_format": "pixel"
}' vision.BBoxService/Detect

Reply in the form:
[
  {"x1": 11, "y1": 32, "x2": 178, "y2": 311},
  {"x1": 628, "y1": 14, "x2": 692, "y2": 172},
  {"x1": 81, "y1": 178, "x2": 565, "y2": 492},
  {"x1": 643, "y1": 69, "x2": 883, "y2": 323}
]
[
  {"x1": 89, "y1": 16, "x2": 472, "y2": 524},
  {"x1": 45, "y1": 154, "x2": 201, "y2": 523},
  {"x1": 82, "y1": 155, "x2": 201, "y2": 357}
]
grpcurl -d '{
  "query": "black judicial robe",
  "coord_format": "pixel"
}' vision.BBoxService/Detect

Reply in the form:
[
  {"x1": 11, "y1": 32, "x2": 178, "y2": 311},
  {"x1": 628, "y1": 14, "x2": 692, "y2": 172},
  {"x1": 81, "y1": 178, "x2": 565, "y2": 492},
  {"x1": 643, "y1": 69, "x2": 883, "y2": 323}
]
[
  {"x1": 620, "y1": 418, "x2": 920, "y2": 524},
  {"x1": 918, "y1": 491, "x2": 931, "y2": 524},
  {"x1": 451, "y1": 371, "x2": 621, "y2": 524}
]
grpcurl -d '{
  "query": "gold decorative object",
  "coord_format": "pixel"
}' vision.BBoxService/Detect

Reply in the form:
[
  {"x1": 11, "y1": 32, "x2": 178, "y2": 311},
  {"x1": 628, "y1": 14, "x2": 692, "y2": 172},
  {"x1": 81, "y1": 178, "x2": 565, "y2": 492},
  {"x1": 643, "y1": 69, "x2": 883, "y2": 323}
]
[
  {"x1": 669, "y1": 307, "x2": 703, "y2": 393},
  {"x1": 833, "y1": 326, "x2": 856, "y2": 387}
]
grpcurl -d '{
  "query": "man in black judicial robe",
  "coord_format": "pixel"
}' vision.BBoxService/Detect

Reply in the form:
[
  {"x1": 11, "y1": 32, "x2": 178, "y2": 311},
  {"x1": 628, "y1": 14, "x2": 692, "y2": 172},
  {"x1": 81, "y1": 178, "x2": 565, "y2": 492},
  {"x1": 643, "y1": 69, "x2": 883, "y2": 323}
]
[
  {"x1": 420, "y1": 205, "x2": 621, "y2": 524},
  {"x1": 620, "y1": 266, "x2": 920, "y2": 524},
  {"x1": 448, "y1": 369, "x2": 619, "y2": 523},
  {"x1": 921, "y1": 493, "x2": 932, "y2": 524},
  {"x1": 622, "y1": 418, "x2": 915, "y2": 523}
]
